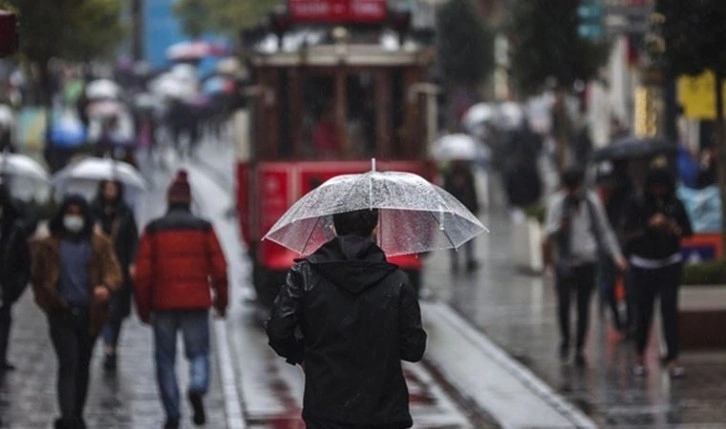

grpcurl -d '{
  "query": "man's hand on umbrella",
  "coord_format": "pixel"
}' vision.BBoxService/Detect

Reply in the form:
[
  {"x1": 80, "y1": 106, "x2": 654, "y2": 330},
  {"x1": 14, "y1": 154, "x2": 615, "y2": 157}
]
[{"x1": 615, "y1": 256, "x2": 628, "y2": 273}]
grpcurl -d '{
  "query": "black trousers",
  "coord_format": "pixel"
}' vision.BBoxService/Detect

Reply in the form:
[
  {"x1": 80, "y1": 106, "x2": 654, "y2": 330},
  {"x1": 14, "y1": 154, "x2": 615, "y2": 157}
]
[
  {"x1": 0, "y1": 302, "x2": 12, "y2": 365},
  {"x1": 555, "y1": 262, "x2": 596, "y2": 351},
  {"x1": 48, "y1": 307, "x2": 97, "y2": 421},
  {"x1": 631, "y1": 263, "x2": 682, "y2": 361}
]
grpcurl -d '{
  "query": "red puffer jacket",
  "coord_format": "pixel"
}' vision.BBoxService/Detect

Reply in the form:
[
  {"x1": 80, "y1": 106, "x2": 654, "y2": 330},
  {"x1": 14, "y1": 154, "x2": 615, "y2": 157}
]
[{"x1": 134, "y1": 207, "x2": 227, "y2": 321}]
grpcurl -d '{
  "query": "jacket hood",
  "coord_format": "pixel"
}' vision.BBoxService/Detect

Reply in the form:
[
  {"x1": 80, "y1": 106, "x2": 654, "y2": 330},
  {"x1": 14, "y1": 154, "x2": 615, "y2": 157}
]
[
  {"x1": 49, "y1": 194, "x2": 94, "y2": 238},
  {"x1": 305, "y1": 236, "x2": 397, "y2": 294}
]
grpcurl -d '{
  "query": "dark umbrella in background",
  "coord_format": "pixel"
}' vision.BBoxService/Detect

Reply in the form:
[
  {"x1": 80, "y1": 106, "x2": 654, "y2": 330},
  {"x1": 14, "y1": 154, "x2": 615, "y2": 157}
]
[{"x1": 590, "y1": 136, "x2": 678, "y2": 162}]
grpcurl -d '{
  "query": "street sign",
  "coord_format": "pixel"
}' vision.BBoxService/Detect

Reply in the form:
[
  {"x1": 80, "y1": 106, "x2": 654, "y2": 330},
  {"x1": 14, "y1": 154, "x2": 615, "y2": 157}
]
[
  {"x1": 289, "y1": 0, "x2": 388, "y2": 24},
  {"x1": 578, "y1": 0, "x2": 604, "y2": 40},
  {"x1": 603, "y1": 0, "x2": 654, "y2": 35}
]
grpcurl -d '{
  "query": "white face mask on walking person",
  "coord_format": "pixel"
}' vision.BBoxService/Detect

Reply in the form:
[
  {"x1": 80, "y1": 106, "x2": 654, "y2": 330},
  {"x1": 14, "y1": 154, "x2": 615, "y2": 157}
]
[{"x1": 63, "y1": 215, "x2": 85, "y2": 233}]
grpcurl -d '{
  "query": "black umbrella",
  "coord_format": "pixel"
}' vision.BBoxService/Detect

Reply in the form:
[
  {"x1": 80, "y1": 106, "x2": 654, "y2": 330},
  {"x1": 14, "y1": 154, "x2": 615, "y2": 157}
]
[{"x1": 590, "y1": 136, "x2": 677, "y2": 162}]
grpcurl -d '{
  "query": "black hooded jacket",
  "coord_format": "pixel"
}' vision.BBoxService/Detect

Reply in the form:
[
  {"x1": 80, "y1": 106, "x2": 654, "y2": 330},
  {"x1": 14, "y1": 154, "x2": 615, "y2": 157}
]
[
  {"x1": 622, "y1": 169, "x2": 693, "y2": 260},
  {"x1": 266, "y1": 235, "x2": 427, "y2": 428},
  {"x1": 0, "y1": 189, "x2": 31, "y2": 304}
]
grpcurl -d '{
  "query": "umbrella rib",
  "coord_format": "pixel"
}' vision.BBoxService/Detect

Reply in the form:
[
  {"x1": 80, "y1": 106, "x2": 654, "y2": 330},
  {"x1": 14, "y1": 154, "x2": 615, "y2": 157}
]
[
  {"x1": 428, "y1": 211, "x2": 458, "y2": 250},
  {"x1": 300, "y1": 216, "x2": 322, "y2": 255}
]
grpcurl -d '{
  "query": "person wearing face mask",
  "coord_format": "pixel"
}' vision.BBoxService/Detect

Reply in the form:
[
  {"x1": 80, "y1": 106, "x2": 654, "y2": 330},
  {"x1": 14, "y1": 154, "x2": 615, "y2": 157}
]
[
  {"x1": 622, "y1": 168, "x2": 692, "y2": 378},
  {"x1": 0, "y1": 182, "x2": 32, "y2": 373},
  {"x1": 31, "y1": 194, "x2": 122, "y2": 429},
  {"x1": 91, "y1": 180, "x2": 139, "y2": 372},
  {"x1": 545, "y1": 168, "x2": 627, "y2": 367}
]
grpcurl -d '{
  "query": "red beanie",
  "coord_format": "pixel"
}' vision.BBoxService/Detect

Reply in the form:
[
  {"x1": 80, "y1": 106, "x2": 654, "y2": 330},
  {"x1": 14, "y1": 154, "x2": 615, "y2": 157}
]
[{"x1": 168, "y1": 169, "x2": 191, "y2": 204}]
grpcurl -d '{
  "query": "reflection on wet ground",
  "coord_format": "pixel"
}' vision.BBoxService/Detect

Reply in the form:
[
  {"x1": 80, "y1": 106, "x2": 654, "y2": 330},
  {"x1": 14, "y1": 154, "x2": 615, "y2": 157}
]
[{"x1": 425, "y1": 208, "x2": 726, "y2": 428}]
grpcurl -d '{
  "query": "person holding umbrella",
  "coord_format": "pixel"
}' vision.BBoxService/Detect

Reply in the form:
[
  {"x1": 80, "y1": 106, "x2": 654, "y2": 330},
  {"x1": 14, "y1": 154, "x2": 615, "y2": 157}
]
[
  {"x1": 31, "y1": 194, "x2": 122, "y2": 429},
  {"x1": 91, "y1": 180, "x2": 138, "y2": 372},
  {"x1": 622, "y1": 168, "x2": 692, "y2": 378},
  {"x1": 264, "y1": 163, "x2": 486, "y2": 428},
  {"x1": 266, "y1": 208, "x2": 427, "y2": 429}
]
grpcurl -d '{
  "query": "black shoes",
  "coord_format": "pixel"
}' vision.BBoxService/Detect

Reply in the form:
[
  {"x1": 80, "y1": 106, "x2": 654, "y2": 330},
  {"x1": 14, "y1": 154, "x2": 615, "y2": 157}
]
[
  {"x1": 103, "y1": 353, "x2": 117, "y2": 372},
  {"x1": 163, "y1": 418, "x2": 180, "y2": 429},
  {"x1": 188, "y1": 391, "x2": 206, "y2": 426},
  {"x1": 0, "y1": 361, "x2": 16, "y2": 372}
]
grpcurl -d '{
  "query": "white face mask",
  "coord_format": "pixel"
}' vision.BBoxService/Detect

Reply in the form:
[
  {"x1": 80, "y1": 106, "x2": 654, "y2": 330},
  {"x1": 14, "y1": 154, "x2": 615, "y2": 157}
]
[{"x1": 63, "y1": 215, "x2": 85, "y2": 233}]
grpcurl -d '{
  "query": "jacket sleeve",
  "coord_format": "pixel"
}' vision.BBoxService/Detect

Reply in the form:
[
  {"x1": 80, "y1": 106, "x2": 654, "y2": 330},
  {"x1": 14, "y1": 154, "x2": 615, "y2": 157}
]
[
  {"x1": 589, "y1": 193, "x2": 624, "y2": 261},
  {"x1": 30, "y1": 240, "x2": 56, "y2": 312},
  {"x1": 207, "y1": 227, "x2": 228, "y2": 311},
  {"x1": 133, "y1": 229, "x2": 153, "y2": 320},
  {"x1": 399, "y1": 279, "x2": 427, "y2": 362},
  {"x1": 266, "y1": 264, "x2": 305, "y2": 365},
  {"x1": 98, "y1": 234, "x2": 122, "y2": 293},
  {"x1": 544, "y1": 194, "x2": 564, "y2": 238}
]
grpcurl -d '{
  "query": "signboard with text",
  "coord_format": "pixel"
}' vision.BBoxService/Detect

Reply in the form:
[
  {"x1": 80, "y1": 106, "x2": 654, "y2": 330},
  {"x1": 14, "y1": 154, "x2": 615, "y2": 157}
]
[{"x1": 289, "y1": 0, "x2": 387, "y2": 24}]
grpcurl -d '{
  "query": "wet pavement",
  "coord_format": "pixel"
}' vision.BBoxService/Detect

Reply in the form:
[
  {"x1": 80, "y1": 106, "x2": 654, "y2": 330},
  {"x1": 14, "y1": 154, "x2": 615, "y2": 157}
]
[{"x1": 424, "y1": 197, "x2": 726, "y2": 428}]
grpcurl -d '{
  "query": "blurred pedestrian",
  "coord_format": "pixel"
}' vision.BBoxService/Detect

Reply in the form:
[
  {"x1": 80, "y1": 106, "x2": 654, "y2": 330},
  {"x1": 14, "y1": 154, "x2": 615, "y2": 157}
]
[
  {"x1": 597, "y1": 161, "x2": 634, "y2": 334},
  {"x1": 503, "y1": 121, "x2": 542, "y2": 216},
  {"x1": 443, "y1": 160, "x2": 480, "y2": 272},
  {"x1": 0, "y1": 183, "x2": 31, "y2": 373},
  {"x1": 134, "y1": 170, "x2": 228, "y2": 429},
  {"x1": 31, "y1": 194, "x2": 122, "y2": 429},
  {"x1": 266, "y1": 208, "x2": 427, "y2": 429},
  {"x1": 91, "y1": 180, "x2": 139, "y2": 372},
  {"x1": 622, "y1": 168, "x2": 692, "y2": 378},
  {"x1": 545, "y1": 168, "x2": 626, "y2": 366}
]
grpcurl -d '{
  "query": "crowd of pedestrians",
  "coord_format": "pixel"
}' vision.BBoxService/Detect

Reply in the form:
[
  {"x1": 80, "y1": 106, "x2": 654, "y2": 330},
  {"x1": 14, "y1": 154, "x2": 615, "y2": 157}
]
[
  {"x1": 544, "y1": 164, "x2": 693, "y2": 378},
  {"x1": 0, "y1": 169, "x2": 228, "y2": 429}
]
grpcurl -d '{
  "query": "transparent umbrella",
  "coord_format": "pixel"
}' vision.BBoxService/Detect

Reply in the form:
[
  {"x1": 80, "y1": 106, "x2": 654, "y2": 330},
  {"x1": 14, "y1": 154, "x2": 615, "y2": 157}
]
[
  {"x1": 263, "y1": 161, "x2": 488, "y2": 256},
  {"x1": 0, "y1": 153, "x2": 49, "y2": 182},
  {"x1": 52, "y1": 157, "x2": 147, "y2": 192}
]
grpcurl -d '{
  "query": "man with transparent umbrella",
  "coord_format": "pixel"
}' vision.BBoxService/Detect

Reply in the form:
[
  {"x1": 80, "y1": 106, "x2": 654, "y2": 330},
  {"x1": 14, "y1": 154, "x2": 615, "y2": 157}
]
[
  {"x1": 267, "y1": 208, "x2": 427, "y2": 429},
  {"x1": 264, "y1": 164, "x2": 486, "y2": 428}
]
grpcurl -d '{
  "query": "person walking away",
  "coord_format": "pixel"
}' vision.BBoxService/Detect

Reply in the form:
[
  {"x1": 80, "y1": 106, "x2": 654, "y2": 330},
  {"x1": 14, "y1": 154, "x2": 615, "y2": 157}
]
[
  {"x1": 267, "y1": 208, "x2": 427, "y2": 429},
  {"x1": 443, "y1": 160, "x2": 480, "y2": 272},
  {"x1": 91, "y1": 180, "x2": 139, "y2": 372},
  {"x1": 134, "y1": 170, "x2": 228, "y2": 429},
  {"x1": 545, "y1": 168, "x2": 627, "y2": 366},
  {"x1": 30, "y1": 194, "x2": 122, "y2": 429},
  {"x1": 0, "y1": 183, "x2": 31, "y2": 373},
  {"x1": 622, "y1": 168, "x2": 692, "y2": 378}
]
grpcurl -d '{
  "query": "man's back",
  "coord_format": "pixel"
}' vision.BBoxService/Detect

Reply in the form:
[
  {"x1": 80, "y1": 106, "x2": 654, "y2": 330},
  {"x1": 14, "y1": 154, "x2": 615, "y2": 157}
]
[
  {"x1": 134, "y1": 207, "x2": 227, "y2": 319},
  {"x1": 267, "y1": 235, "x2": 426, "y2": 428}
]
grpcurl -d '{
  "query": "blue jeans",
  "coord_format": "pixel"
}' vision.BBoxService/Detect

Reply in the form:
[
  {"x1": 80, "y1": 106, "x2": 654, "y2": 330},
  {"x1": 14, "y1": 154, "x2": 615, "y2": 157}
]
[{"x1": 153, "y1": 310, "x2": 210, "y2": 420}]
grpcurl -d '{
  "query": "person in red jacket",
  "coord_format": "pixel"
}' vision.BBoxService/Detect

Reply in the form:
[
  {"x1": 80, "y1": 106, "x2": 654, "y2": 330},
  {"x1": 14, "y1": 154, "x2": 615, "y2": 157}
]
[{"x1": 134, "y1": 170, "x2": 228, "y2": 429}]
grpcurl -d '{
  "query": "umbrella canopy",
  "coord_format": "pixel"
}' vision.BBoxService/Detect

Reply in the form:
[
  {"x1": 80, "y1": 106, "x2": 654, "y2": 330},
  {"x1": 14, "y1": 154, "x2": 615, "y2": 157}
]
[
  {"x1": 462, "y1": 103, "x2": 497, "y2": 131},
  {"x1": 86, "y1": 79, "x2": 121, "y2": 100},
  {"x1": 50, "y1": 113, "x2": 87, "y2": 147},
  {"x1": 590, "y1": 136, "x2": 677, "y2": 162},
  {"x1": 53, "y1": 157, "x2": 147, "y2": 191},
  {"x1": 202, "y1": 75, "x2": 235, "y2": 95},
  {"x1": 434, "y1": 133, "x2": 484, "y2": 161},
  {"x1": 87, "y1": 100, "x2": 125, "y2": 118},
  {"x1": 166, "y1": 41, "x2": 229, "y2": 61},
  {"x1": 263, "y1": 165, "x2": 487, "y2": 256},
  {"x1": 0, "y1": 153, "x2": 49, "y2": 182}
]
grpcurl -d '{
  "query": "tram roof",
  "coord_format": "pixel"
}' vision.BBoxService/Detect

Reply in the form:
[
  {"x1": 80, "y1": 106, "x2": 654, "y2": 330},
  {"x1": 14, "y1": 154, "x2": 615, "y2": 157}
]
[{"x1": 247, "y1": 28, "x2": 434, "y2": 67}]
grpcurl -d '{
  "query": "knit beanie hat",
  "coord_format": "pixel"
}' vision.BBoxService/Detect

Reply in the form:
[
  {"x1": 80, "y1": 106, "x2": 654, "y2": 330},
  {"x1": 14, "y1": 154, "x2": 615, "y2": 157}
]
[{"x1": 167, "y1": 169, "x2": 191, "y2": 204}]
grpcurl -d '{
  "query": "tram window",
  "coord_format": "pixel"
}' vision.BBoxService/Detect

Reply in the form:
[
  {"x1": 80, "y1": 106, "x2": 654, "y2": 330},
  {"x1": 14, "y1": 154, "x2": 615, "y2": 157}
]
[
  {"x1": 347, "y1": 73, "x2": 376, "y2": 158},
  {"x1": 302, "y1": 76, "x2": 339, "y2": 158}
]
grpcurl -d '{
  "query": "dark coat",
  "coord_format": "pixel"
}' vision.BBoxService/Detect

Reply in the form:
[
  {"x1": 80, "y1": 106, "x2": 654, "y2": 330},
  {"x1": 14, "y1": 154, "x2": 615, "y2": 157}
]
[
  {"x1": 91, "y1": 195, "x2": 139, "y2": 319},
  {"x1": 622, "y1": 170, "x2": 693, "y2": 259},
  {"x1": 443, "y1": 163, "x2": 479, "y2": 214},
  {"x1": 266, "y1": 236, "x2": 427, "y2": 428},
  {"x1": 0, "y1": 216, "x2": 31, "y2": 305}
]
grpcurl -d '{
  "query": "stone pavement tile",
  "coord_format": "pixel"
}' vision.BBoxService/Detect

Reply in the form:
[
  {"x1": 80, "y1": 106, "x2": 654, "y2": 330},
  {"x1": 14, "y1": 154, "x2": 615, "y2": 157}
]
[{"x1": 1, "y1": 294, "x2": 228, "y2": 429}]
